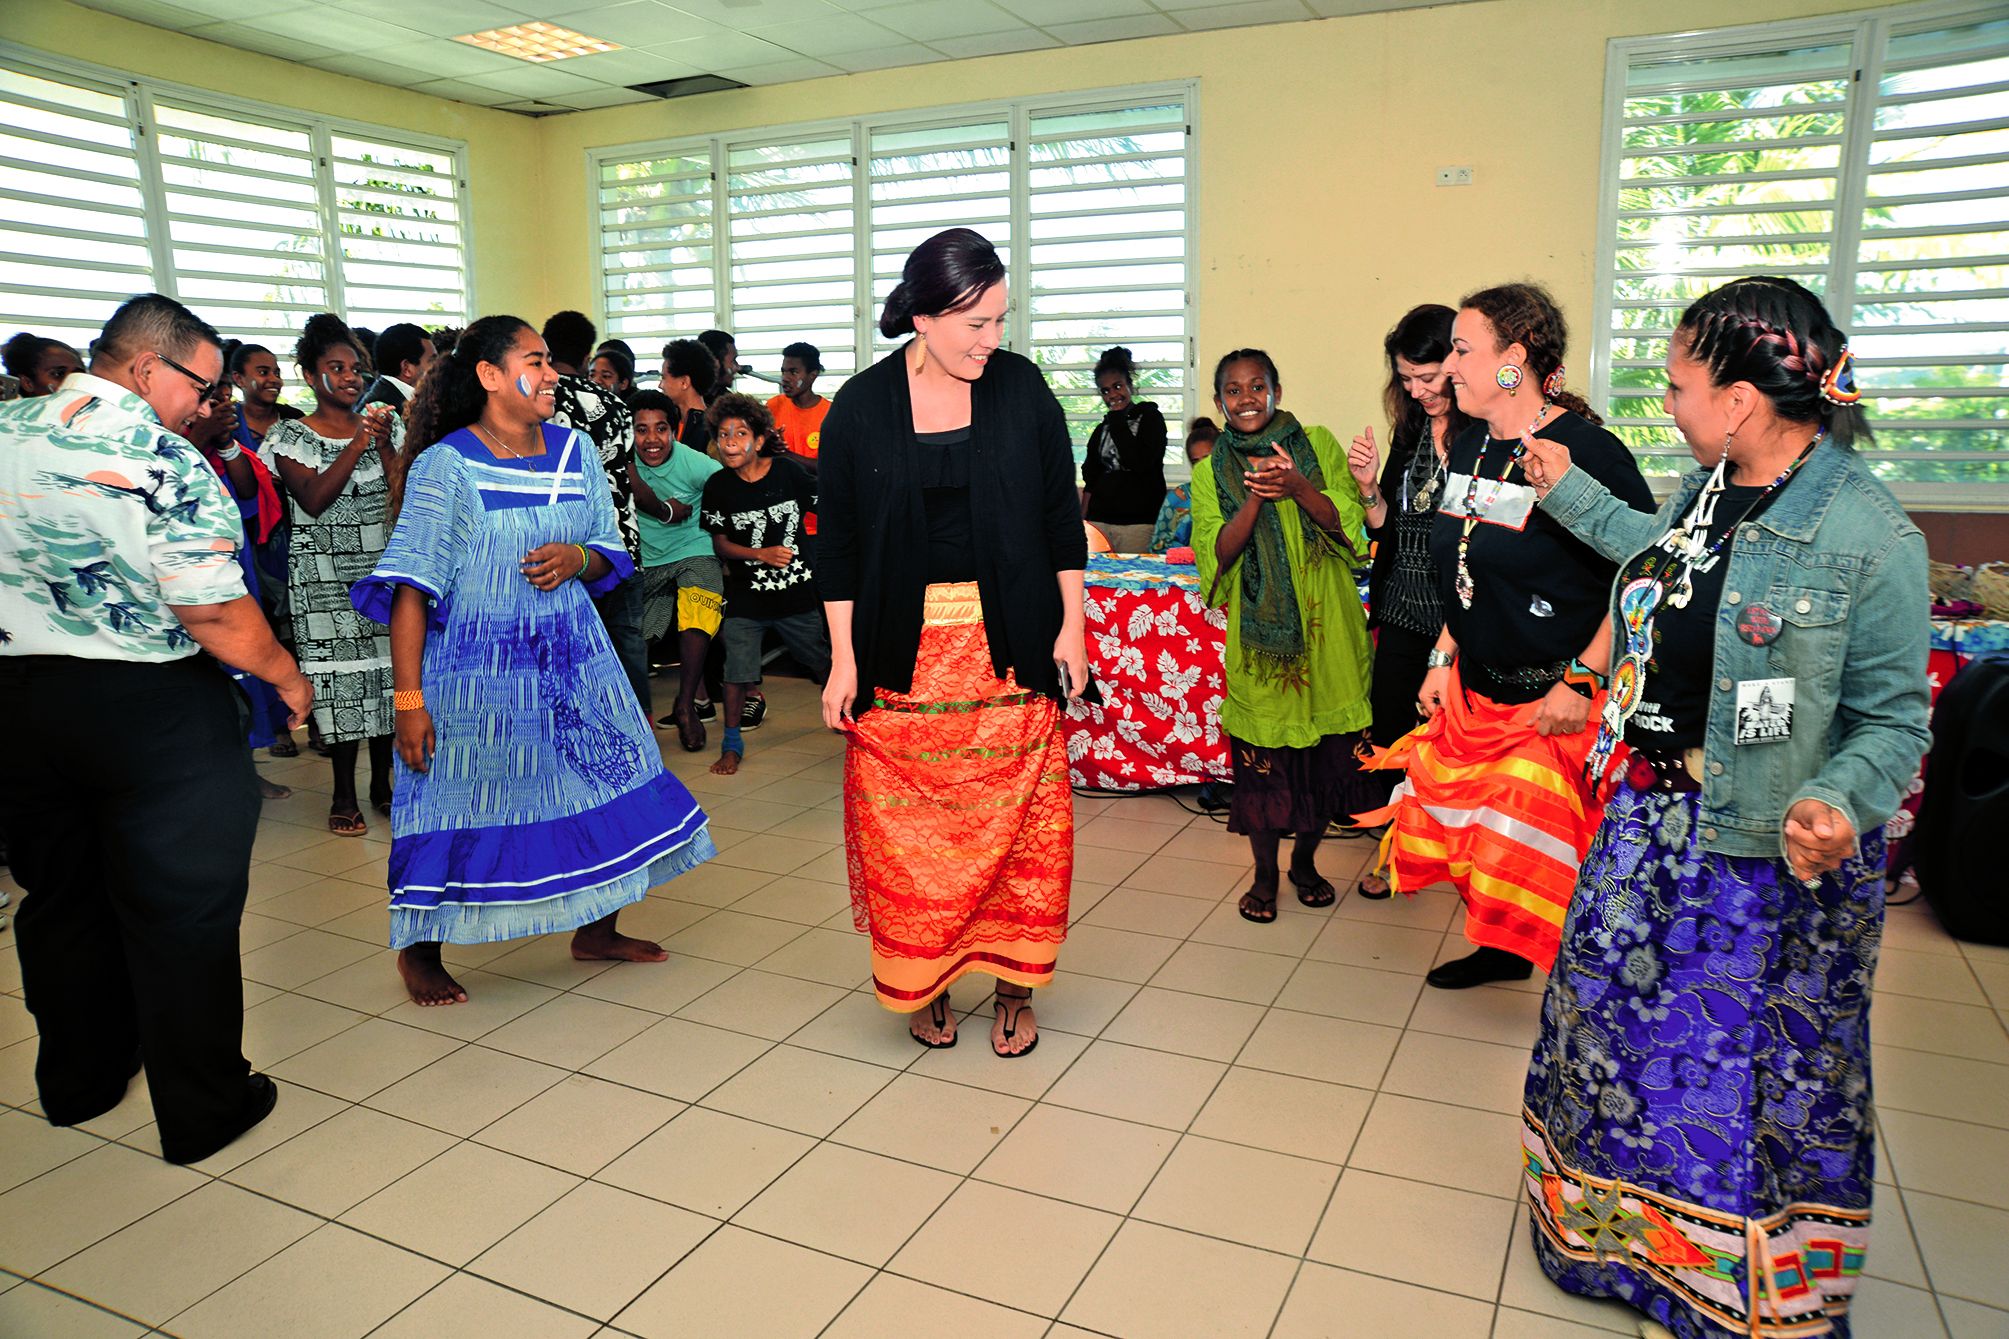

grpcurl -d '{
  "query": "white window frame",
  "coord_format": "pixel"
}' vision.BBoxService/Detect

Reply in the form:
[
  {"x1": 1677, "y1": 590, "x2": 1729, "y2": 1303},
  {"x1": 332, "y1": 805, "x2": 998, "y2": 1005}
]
[
  {"x1": 1591, "y1": 0, "x2": 2009, "y2": 510},
  {"x1": 0, "y1": 41, "x2": 475, "y2": 338},
  {"x1": 586, "y1": 80, "x2": 1200, "y2": 473}
]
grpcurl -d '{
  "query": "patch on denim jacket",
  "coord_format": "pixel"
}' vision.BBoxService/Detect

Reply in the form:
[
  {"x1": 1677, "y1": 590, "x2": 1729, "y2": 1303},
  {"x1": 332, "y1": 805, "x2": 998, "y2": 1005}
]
[{"x1": 1734, "y1": 677, "x2": 1794, "y2": 744}]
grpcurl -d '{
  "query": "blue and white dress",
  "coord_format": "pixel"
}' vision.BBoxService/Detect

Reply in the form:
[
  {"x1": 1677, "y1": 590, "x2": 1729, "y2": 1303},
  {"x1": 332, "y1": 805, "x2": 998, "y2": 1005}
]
[{"x1": 353, "y1": 423, "x2": 714, "y2": 947}]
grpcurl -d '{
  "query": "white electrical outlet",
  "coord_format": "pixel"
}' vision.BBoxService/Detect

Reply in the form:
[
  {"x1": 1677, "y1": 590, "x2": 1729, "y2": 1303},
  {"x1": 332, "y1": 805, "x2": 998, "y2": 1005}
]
[{"x1": 1435, "y1": 166, "x2": 1475, "y2": 187}]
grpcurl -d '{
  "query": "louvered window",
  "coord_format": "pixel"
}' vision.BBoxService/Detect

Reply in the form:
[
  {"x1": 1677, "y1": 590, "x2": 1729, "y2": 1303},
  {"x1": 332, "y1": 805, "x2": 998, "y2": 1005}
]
[
  {"x1": 0, "y1": 49, "x2": 470, "y2": 365},
  {"x1": 0, "y1": 61, "x2": 150, "y2": 351},
  {"x1": 591, "y1": 83, "x2": 1195, "y2": 467},
  {"x1": 1596, "y1": 3, "x2": 2009, "y2": 502}
]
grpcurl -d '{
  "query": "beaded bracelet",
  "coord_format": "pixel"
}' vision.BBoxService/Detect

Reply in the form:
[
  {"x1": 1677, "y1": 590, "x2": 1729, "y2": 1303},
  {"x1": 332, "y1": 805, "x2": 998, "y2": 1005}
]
[
  {"x1": 393, "y1": 689, "x2": 425, "y2": 712},
  {"x1": 575, "y1": 544, "x2": 591, "y2": 579}
]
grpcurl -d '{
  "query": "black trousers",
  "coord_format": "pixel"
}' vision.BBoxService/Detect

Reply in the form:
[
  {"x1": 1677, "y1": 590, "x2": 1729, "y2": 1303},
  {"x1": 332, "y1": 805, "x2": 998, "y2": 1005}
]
[
  {"x1": 1368, "y1": 620, "x2": 1437, "y2": 750},
  {"x1": 0, "y1": 654, "x2": 259, "y2": 1157}
]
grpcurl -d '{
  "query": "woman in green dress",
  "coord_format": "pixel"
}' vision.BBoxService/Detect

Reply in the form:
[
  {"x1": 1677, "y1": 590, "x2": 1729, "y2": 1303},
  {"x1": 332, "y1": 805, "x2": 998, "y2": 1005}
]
[{"x1": 1191, "y1": 349, "x2": 1375, "y2": 922}]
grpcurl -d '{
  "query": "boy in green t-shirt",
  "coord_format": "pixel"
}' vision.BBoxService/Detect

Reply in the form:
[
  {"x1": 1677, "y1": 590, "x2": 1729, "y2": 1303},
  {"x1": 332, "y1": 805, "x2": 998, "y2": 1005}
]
[{"x1": 631, "y1": 388, "x2": 724, "y2": 752}]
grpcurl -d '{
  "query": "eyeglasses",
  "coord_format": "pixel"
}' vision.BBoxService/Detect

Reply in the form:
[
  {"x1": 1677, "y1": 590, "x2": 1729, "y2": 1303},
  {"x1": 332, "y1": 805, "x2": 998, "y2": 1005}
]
[{"x1": 150, "y1": 351, "x2": 218, "y2": 400}]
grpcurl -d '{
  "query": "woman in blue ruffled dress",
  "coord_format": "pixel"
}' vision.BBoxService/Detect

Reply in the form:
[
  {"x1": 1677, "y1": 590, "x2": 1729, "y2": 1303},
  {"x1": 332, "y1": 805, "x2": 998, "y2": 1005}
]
[{"x1": 354, "y1": 315, "x2": 715, "y2": 1006}]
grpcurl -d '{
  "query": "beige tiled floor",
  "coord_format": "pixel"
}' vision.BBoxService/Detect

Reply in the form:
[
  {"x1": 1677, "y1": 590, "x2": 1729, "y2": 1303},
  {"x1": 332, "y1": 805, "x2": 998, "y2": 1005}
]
[{"x1": 2, "y1": 675, "x2": 2006, "y2": 1337}]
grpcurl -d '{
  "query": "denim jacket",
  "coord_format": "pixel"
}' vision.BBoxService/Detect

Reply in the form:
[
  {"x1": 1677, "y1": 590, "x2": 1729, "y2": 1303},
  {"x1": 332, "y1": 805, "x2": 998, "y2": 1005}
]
[{"x1": 1540, "y1": 442, "x2": 1931, "y2": 860}]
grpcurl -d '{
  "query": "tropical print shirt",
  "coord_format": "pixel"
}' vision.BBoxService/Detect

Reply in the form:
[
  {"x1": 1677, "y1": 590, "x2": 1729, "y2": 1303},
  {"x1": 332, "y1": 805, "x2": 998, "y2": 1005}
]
[
  {"x1": 0, "y1": 373, "x2": 244, "y2": 660},
  {"x1": 550, "y1": 373, "x2": 641, "y2": 564}
]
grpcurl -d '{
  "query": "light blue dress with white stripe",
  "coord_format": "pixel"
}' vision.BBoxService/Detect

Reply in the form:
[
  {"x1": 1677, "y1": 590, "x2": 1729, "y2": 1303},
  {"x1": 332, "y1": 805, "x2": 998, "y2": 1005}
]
[{"x1": 353, "y1": 423, "x2": 714, "y2": 947}]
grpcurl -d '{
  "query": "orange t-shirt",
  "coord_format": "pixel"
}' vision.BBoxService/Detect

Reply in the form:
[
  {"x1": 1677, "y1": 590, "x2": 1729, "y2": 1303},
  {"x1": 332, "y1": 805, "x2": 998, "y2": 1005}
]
[
  {"x1": 767, "y1": 395, "x2": 828, "y2": 460},
  {"x1": 768, "y1": 394, "x2": 827, "y2": 534}
]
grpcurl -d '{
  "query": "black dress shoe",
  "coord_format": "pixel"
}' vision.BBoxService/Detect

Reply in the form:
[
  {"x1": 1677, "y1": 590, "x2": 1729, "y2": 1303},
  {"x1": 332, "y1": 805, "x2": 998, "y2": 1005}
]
[
  {"x1": 43, "y1": 1050, "x2": 143, "y2": 1128},
  {"x1": 160, "y1": 1073, "x2": 279, "y2": 1165},
  {"x1": 1426, "y1": 946, "x2": 1534, "y2": 990}
]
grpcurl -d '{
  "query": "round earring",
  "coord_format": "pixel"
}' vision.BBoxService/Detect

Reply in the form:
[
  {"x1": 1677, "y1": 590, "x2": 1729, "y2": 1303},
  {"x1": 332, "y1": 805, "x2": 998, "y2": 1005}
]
[
  {"x1": 1496, "y1": 364, "x2": 1523, "y2": 395},
  {"x1": 1541, "y1": 364, "x2": 1566, "y2": 399}
]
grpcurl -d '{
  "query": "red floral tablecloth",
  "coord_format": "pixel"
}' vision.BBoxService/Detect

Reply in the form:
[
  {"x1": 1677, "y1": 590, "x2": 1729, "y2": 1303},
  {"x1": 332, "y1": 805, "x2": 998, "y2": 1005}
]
[{"x1": 1065, "y1": 555, "x2": 1231, "y2": 791}]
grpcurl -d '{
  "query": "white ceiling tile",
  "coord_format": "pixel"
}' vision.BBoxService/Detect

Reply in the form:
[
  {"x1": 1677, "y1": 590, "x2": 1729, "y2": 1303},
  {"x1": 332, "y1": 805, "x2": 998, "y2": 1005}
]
[
  {"x1": 71, "y1": 0, "x2": 212, "y2": 29},
  {"x1": 462, "y1": 64, "x2": 605, "y2": 96},
  {"x1": 338, "y1": 22, "x2": 436, "y2": 54},
  {"x1": 546, "y1": 86, "x2": 662, "y2": 108},
  {"x1": 306, "y1": 52, "x2": 441, "y2": 86},
  {"x1": 661, "y1": 0, "x2": 843, "y2": 24},
  {"x1": 1041, "y1": 12, "x2": 1179, "y2": 41},
  {"x1": 925, "y1": 27, "x2": 1061, "y2": 59},
  {"x1": 351, "y1": 37, "x2": 528, "y2": 78},
  {"x1": 543, "y1": 0, "x2": 688, "y2": 47},
  {"x1": 408, "y1": 76, "x2": 520, "y2": 105},
  {"x1": 1301, "y1": 0, "x2": 1445, "y2": 13},
  {"x1": 1152, "y1": 0, "x2": 1304, "y2": 9},
  {"x1": 823, "y1": 42, "x2": 947, "y2": 72},
  {"x1": 841, "y1": 0, "x2": 1023, "y2": 41},
  {"x1": 1168, "y1": 0, "x2": 1312, "y2": 29},
  {"x1": 545, "y1": 45, "x2": 709, "y2": 85},
  {"x1": 126, "y1": 0, "x2": 305, "y2": 19},
  {"x1": 991, "y1": 0, "x2": 1151, "y2": 24},
  {"x1": 649, "y1": 31, "x2": 795, "y2": 66},
  {"x1": 339, "y1": 0, "x2": 542, "y2": 39},
  {"x1": 193, "y1": 7, "x2": 353, "y2": 45},
  {"x1": 181, "y1": 20, "x2": 341, "y2": 62},
  {"x1": 710, "y1": 56, "x2": 847, "y2": 84},
  {"x1": 747, "y1": 11, "x2": 906, "y2": 54}
]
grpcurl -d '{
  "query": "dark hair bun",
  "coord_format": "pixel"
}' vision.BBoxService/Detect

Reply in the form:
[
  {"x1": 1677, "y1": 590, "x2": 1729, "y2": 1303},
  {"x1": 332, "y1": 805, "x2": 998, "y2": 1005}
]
[{"x1": 878, "y1": 283, "x2": 916, "y2": 339}]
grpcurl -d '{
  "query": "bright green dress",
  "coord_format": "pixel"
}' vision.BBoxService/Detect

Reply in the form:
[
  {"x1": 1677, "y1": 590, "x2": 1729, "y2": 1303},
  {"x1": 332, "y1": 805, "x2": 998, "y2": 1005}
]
[{"x1": 1190, "y1": 423, "x2": 1373, "y2": 750}]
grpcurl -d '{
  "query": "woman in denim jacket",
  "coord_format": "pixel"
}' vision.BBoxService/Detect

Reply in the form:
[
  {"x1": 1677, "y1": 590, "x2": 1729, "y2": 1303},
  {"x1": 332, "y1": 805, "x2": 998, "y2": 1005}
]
[{"x1": 1512, "y1": 277, "x2": 1930, "y2": 1339}]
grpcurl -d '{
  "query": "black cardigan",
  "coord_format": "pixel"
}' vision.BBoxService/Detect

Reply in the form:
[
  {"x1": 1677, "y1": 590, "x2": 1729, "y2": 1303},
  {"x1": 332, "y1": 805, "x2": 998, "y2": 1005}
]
[{"x1": 816, "y1": 346, "x2": 1092, "y2": 714}]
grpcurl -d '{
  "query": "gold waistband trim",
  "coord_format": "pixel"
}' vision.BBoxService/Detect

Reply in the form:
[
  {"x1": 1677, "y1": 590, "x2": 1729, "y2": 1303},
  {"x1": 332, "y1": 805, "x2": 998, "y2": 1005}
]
[{"x1": 923, "y1": 581, "x2": 983, "y2": 626}]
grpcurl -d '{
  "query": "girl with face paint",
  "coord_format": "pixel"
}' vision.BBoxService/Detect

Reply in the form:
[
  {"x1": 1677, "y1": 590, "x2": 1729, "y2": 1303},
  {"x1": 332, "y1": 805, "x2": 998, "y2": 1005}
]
[
  {"x1": 353, "y1": 316, "x2": 717, "y2": 1007},
  {"x1": 264, "y1": 313, "x2": 403, "y2": 835}
]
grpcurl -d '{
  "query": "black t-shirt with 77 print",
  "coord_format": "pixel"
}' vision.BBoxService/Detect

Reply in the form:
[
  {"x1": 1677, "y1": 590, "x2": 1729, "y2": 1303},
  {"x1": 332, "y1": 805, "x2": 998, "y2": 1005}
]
[{"x1": 700, "y1": 453, "x2": 819, "y2": 620}]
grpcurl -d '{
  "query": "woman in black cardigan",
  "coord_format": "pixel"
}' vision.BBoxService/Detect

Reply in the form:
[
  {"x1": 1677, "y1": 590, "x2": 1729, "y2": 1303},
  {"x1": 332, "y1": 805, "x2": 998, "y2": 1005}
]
[{"x1": 818, "y1": 228, "x2": 1089, "y2": 1059}]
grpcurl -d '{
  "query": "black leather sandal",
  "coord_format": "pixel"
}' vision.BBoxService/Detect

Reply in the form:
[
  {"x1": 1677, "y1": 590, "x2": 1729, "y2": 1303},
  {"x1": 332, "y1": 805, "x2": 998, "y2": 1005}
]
[
  {"x1": 911, "y1": 994, "x2": 956, "y2": 1049},
  {"x1": 992, "y1": 985, "x2": 1038, "y2": 1059}
]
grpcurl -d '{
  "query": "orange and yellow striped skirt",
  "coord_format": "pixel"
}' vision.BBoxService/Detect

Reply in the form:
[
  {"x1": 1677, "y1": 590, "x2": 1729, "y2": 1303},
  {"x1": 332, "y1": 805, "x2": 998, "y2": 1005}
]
[
  {"x1": 844, "y1": 582, "x2": 1073, "y2": 1011},
  {"x1": 1355, "y1": 664, "x2": 1609, "y2": 972}
]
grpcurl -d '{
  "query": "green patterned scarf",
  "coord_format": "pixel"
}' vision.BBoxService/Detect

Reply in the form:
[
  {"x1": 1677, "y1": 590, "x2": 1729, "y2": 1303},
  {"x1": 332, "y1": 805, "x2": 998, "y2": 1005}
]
[{"x1": 1209, "y1": 410, "x2": 1331, "y2": 670}]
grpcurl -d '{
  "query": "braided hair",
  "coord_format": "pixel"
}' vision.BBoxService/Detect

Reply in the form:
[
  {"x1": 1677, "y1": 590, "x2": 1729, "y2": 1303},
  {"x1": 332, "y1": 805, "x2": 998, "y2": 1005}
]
[
  {"x1": 1675, "y1": 276, "x2": 1871, "y2": 448},
  {"x1": 1459, "y1": 283, "x2": 1601, "y2": 425}
]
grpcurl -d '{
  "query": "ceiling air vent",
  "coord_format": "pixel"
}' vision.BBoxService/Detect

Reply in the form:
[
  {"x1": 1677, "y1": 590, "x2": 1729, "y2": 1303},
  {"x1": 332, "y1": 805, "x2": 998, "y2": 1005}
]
[{"x1": 629, "y1": 74, "x2": 749, "y2": 99}]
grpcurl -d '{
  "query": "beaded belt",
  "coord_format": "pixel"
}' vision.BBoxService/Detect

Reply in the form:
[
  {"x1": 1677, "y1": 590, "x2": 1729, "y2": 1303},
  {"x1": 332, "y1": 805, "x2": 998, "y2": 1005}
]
[
  {"x1": 1626, "y1": 746, "x2": 1704, "y2": 794},
  {"x1": 1465, "y1": 658, "x2": 1568, "y2": 694}
]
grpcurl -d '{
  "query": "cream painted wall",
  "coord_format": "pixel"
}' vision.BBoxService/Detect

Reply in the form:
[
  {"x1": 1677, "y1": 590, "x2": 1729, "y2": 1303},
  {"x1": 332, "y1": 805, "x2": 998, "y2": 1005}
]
[
  {"x1": 8, "y1": 1, "x2": 548, "y2": 320},
  {"x1": 529, "y1": 0, "x2": 1885, "y2": 431}
]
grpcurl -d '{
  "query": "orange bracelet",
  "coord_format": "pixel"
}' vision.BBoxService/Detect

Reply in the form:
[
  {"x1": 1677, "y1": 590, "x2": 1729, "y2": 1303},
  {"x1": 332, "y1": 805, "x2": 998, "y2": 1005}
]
[{"x1": 393, "y1": 689, "x2": 426, "y2": 712}]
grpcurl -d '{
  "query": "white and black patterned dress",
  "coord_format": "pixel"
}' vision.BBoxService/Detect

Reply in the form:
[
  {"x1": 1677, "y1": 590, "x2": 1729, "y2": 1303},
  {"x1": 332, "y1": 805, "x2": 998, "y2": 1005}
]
[{"x1": 265, "y1": 417, "x2": 399, "y2": 742}]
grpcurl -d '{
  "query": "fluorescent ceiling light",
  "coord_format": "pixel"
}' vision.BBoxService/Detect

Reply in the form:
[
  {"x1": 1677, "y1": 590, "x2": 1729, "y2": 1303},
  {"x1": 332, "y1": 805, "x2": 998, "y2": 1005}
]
[{"x1": 453, "y1": 21, "x2": 619, "y2": 63}]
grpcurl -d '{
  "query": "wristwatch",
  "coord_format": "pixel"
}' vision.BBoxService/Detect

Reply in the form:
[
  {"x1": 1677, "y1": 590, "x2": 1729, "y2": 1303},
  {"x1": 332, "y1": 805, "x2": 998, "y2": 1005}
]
[{"x1": 1426, "y1": 649, "x2": 1455, "y2": 669}]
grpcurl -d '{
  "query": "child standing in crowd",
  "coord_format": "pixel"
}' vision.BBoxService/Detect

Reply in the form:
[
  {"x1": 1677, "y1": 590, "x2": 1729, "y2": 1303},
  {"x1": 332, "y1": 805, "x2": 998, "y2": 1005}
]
[
  {"x1": 631, "y1": 389, "x2": 724, "y2": 752},
  {"x1": 766, "y1": 341, "x2": 828, "y2": 462},
  {"x1": 699, "y1": 392, "x2": 829, "y2": 775},
  {"x1": 1151, "y1": 416, "x2": 1219, "y2": 553}
]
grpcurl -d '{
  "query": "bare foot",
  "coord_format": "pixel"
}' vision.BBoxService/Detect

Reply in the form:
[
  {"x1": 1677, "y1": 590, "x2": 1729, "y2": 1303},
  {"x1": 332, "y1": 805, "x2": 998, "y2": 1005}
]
[
  {"x1": 258, "y1": 777, "x2": 292, "y2": 800},
  {"x1": 709, "y1": 750, "x2": 741, "y2": 776},
  {"x1": 991, "y1": 987, "x2": 1037, "y2": 1057},
  {"x1": 398, "y1": 945, "x2": 467, "y2": 1006},
  {"x1": 572, "y1": 924, "x2": 668, "y2": 962},
  {"x1": 910, "y1": 995, "x2": 956, "y2": 1047}
]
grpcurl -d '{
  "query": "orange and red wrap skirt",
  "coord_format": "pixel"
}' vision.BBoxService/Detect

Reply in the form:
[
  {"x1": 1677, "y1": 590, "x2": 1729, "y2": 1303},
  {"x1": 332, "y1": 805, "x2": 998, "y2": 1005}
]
[
  {"x1": 1355, "y1": 664, "x2": 1611, "y2": 972},
  {"x1": 844, "y1": 582, "x2": 1073, "y2": 1011}
]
